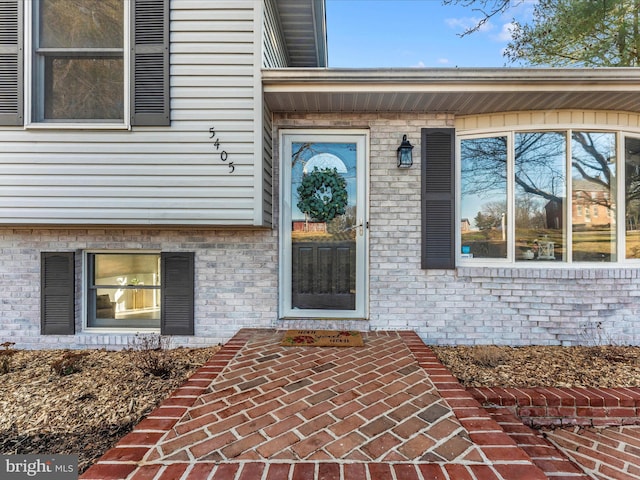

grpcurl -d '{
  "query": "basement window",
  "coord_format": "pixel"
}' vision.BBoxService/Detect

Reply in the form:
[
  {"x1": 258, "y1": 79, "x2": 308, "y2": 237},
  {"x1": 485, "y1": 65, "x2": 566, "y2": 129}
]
[{"x1": 87, "y1": 252, "x2": 161, "y2": 329}]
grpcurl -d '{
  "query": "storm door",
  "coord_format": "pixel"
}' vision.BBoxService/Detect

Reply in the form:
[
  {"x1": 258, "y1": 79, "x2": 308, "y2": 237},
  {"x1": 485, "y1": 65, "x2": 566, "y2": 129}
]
[{"x1": 280, "y1": 132, "x2": 368, "y2": 319}]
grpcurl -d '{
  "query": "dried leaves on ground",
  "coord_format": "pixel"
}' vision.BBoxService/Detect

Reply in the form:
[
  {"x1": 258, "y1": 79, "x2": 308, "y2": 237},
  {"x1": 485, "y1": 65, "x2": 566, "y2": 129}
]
[
  {"x1": 2, "y1": 342, "x2": 640, "y2": 474},
  {"x1": 432, "y1": 345, "x2": 640, "y2": 388},
  {"x1": 0, "y1": 344, "x2": 219, "y2": 473}
]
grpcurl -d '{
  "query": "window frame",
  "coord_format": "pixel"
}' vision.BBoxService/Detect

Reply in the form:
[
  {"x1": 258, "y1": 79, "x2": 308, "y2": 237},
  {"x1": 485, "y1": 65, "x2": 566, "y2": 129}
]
[
  {"x1": 457, "y1": 128, "x2": 640, "y2": 267},
  {"x1": 83, "y1": 250, "x2": 161, "y2": 333},
  {"x1": 25, "y1": 0, "x2": 131, "y2": 129}
]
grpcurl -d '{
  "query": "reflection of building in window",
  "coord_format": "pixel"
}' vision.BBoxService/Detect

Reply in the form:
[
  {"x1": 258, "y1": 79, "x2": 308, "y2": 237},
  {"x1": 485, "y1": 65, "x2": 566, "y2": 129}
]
[
  {"x1": 461, "y1": 218, "x2": 471, "y2": 232},
  {"x1": 544, "y1": 200, "x2": 563, "y2": 230},
  {"x1": 292, "y1": 221, "x2": 327, "y2": 233},
  {"x1": 571, "y1": 179, "x2": 615, "y2": 228},
  {"x1": 544, "y1": 180, "x2": 615, "y2": 229}
]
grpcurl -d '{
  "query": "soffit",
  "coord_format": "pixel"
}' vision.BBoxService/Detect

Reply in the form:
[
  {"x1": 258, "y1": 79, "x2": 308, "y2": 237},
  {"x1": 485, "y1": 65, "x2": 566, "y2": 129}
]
[
  {"x1": 263, "y1": 68, "x2": 640, "y2": 115},
  {"x1": 274, "y1": 0, "x2": 327, "y2": 67}
]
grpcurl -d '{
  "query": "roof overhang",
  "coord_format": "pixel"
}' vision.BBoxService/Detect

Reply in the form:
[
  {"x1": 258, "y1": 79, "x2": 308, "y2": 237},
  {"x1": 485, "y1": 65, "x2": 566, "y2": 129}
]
[
  {"x1": 263, "y1": 68, "x2": 640, "y2": 115},
  {"x1": 274, "y1": 0, "x2": 327, "y2": 67}
]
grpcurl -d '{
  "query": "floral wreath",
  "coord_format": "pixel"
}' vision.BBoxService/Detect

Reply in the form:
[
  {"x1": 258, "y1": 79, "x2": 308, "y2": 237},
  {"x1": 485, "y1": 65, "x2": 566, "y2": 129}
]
[{"x1": 297, "y1": 167, "x2": 348, "y2": 223}]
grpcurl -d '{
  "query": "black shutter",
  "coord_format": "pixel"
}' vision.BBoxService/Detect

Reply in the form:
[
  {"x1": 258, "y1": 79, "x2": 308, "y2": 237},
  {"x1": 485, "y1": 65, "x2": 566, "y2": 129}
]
[
  {"x1": 131, "y1": 0, "x2": 170, "y2": 126},
  {"x1": 422, "y1": 128, "x2": 456, "y2": 269},
  {"x1": 161, "y1": 252, "x2": 194, "y2": 335},
  {"x1": 41, "y1": 252, "x2": 75, "y2": 335},
  {"x1": 0, "y1": 0, "x2": 23, "y2": 126}
]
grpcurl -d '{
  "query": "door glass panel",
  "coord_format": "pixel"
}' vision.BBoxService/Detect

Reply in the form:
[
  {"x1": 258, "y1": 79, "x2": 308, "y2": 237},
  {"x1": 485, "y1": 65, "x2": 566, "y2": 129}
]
[{"x1": 290, "y1": 143, "x2": 357, "y2": 310}]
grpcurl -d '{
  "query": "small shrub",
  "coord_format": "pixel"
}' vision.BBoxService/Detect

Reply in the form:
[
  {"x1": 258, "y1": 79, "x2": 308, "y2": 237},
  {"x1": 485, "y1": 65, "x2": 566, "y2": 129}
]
[
  {"x1": 129, "y1": 334, "x2": 174, "y2": 378},
  {"x1": 579, "y1": 320, "x2": 625, "y2": 347},
  {"x1": 51, "y1": 352, "x2": 89, "y2": 376},
  {"x1": 0, "y1": 342, "x2": 17, "y2": 374},
  {"x1": 470, "y1": 345, "x2": 507, "y2": 368}
]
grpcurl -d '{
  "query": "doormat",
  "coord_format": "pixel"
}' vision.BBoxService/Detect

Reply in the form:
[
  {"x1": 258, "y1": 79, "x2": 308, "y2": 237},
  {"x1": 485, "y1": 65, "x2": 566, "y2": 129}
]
[{"x1": 281, "y1": 330, "x2": 364, "y2": 347}]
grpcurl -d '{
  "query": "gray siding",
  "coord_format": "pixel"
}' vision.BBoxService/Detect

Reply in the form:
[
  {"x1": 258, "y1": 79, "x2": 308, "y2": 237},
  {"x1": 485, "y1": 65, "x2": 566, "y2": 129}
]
[
  {"x1": 0, "y1": 0, "x2": 266, "y2": 226},
  {"x1": 263, "y1": 0, "x2": 288, "y2": 68},
  {"x1": 262, "y1": 103, "x2": 274, "y2": 226},
  {"x1": 258, "y1": 0, "x2": 288, "y2": 227}
]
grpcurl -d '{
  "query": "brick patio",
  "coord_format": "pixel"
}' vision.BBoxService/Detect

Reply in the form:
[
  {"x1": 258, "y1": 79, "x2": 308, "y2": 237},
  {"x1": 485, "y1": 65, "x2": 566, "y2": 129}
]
[{"x1": 81, "y1": 329, "x2": 640, "y2": 480}]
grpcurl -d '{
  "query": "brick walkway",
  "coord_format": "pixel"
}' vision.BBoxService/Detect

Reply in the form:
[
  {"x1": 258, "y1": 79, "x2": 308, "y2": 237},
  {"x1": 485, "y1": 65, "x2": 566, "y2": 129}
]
[
  {"x1": 545, "y1": 426, "x2": 640, "y2": 479},
  {"x1": 81, "y1": 329, "x2": 639, "y2": 480}
]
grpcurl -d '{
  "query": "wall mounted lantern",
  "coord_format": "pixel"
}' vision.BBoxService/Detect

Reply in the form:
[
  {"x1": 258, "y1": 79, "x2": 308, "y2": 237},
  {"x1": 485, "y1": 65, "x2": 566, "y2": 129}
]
[{"x1": 397, "y1": 134, "x2": 414, "y2": 168}]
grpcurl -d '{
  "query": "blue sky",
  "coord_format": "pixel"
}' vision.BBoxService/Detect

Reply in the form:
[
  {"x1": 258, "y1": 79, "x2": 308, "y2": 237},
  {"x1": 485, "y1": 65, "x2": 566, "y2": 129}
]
[{"x1": 326, "y1": 0, "x2": 536, "y2": 68}]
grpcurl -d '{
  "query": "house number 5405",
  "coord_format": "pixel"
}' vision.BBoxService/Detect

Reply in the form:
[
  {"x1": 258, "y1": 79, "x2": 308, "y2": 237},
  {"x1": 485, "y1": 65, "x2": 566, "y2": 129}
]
[{"x1": 209, "y1": 127, "x2": 234, "y2": 173}]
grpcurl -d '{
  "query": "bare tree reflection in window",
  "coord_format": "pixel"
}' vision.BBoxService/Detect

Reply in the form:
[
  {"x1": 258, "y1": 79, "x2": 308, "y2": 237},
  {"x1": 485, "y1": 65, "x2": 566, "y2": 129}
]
[
  {"x1": 460, "y1": 137, "x2": 508, "y2": 259},
  {"x1": 571, "y1": 132, "x2": 616, "y2": 262},
  {"x1": 461, "y1": 131, "x2": 622, "y2": 262},
  {"x1": 625, "y1": 137, "x2": 640, "y2": 258}
]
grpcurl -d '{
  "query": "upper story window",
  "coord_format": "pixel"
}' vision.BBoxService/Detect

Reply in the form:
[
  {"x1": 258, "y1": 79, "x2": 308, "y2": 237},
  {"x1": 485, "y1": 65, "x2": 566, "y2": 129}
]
[
  {"x1": 33, "y1": 0, "x2": 124, "y2": 123},
  {"x1": 0, "y1": 0, "x2": 169, "y2": 128},
  {"x1": 459, "y1": 130, "x2": 640, "y2": 265}
]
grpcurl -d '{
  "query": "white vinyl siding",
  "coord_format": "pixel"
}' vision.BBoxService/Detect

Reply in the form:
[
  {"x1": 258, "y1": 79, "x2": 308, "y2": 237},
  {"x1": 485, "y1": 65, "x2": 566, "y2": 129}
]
[
  {"x1": 263, "y1": 0, "x2": 288, "y2": 68},
  {"x1": 0, "y1": 0, "x2": 267, "y2": 226}
]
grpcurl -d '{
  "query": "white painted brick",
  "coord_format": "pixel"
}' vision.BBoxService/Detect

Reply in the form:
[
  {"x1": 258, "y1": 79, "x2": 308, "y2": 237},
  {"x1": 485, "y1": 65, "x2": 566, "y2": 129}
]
[{"x1": 5, "y1": 111, "x2": 640, "y2": 347}]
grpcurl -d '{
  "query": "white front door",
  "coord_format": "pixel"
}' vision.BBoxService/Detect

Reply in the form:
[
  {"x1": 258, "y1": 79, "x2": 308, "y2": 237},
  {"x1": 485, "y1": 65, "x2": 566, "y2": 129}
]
[{"x1": 280, "y1": 131, "x2": 368, "y2": 319}]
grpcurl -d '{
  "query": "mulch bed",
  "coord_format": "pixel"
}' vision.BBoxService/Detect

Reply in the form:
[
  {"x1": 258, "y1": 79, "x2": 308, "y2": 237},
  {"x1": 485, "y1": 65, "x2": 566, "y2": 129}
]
[
  {"x1": 0, "y1": 344, "x2": 219, "y2": 473},
  {"x1": 432, "y1": 344, "x2": 640, "y2": 388}
]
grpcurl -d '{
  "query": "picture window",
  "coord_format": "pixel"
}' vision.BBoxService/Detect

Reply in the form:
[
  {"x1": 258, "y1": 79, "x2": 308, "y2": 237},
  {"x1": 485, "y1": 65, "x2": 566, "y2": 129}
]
[{"x1": 460, "y1": 130, "x2": 639, "y2": 264}]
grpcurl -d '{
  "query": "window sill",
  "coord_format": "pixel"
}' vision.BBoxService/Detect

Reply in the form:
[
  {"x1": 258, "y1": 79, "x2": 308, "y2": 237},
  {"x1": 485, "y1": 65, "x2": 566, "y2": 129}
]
[
  {"x1": 25, "y1": 122, "x2": 130, "y2": 131},
  {"x1": 458, "y1": 261, "x2": 640, "y2": 269},
  {"x1": 82, "y1": 327, "x2": 161, "y2": 335}
]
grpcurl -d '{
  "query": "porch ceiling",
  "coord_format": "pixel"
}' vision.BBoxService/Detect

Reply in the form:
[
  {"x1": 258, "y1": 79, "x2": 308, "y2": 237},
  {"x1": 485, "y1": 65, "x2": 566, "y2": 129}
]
[
  {"x1": 262, "y1": 68, "x2": 640, "y2": 115},
  {"x1": 274, "y1": 0, "x2": 327, "y2": 67}
]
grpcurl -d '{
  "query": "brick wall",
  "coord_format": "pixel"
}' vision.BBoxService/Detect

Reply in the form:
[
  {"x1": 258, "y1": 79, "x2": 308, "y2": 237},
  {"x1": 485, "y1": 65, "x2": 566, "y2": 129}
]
[
  {"x1": 274, "y1": 113, "x2": 640, "y2": 346},
  {"x1": 4, "y1": 112, "x2": 640, "y2": 348},
  {"x1": 0, "y1": 228, "x2": 278, "y2": 349}
]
